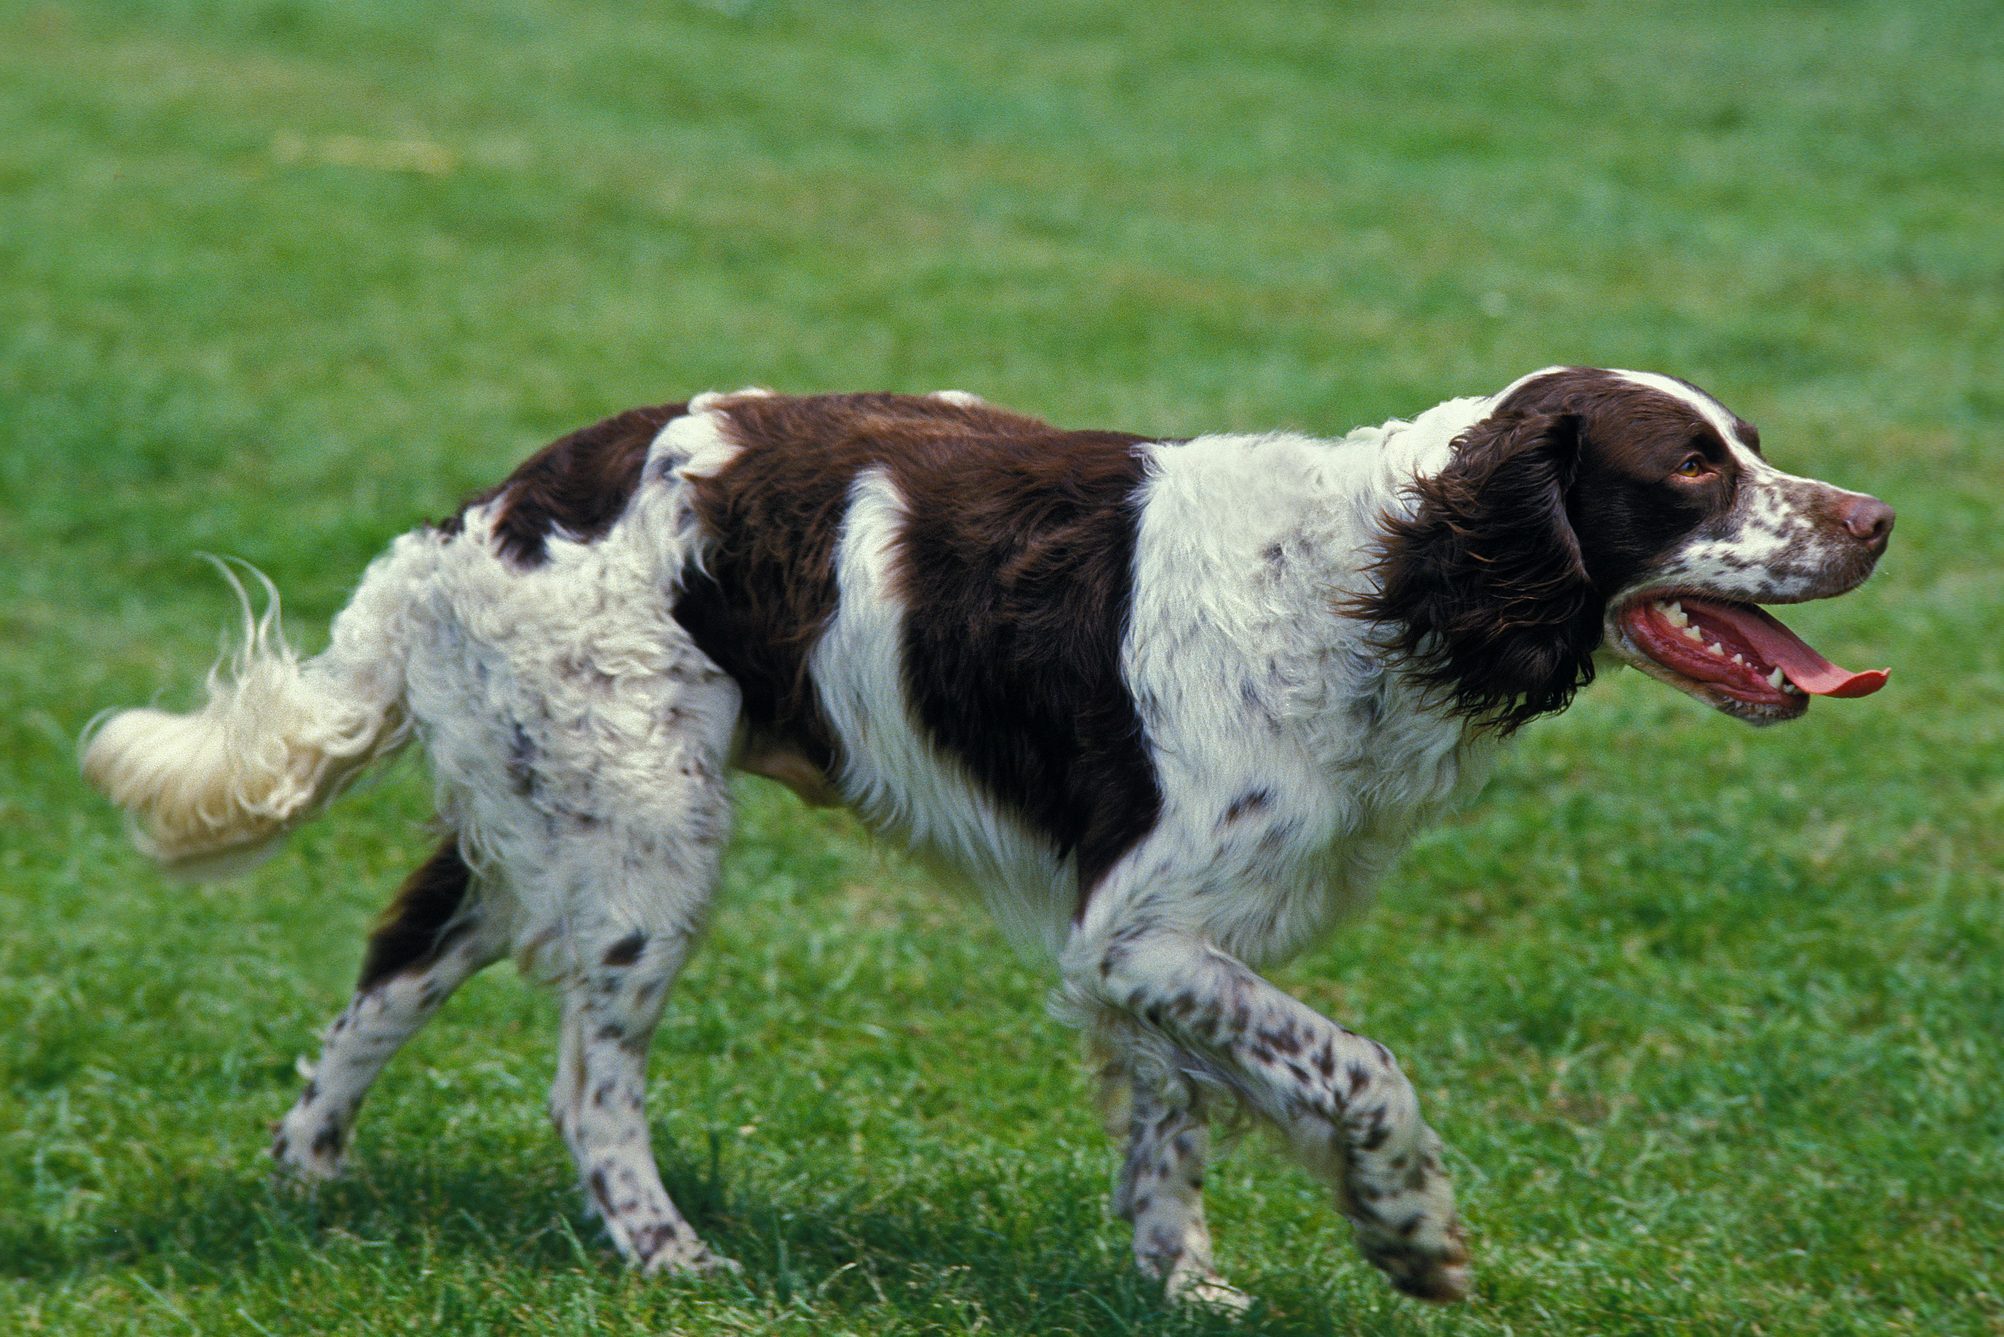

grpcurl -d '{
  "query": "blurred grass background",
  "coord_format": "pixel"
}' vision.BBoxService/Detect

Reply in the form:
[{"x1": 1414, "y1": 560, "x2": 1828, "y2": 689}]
[{"x1": 2, "y1": 1, "x2": 2000, "y2": 1332}]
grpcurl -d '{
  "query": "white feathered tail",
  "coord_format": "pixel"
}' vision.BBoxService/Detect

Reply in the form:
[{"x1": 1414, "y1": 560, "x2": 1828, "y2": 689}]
[{"x1": 82, "y1": 550, "x2": 417, "y2": 878}]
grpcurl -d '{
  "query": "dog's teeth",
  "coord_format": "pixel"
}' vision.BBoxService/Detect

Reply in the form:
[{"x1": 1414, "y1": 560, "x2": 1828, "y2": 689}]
[
  {"x1": 1731, "y1": 653, "x2": 1745, "y2": 666},
  {"x1": 1768, "y1": 667, "x2": 1786, "y2": 688},
  {"x1": 1666, "y1": 601, "x2": 1689, "y2": 627},
  {"x1": 1707, "y1": 642, "x2": 1725, "y2": 656},
  {"x1": 1681, "y1": 625, "x2": 1705, "y2": 642}
]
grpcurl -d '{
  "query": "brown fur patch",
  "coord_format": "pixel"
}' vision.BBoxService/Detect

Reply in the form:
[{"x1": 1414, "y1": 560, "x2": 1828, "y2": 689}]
[
  {"x1": 672, "y1": 393, "x2": 1164, "y2": 904},
  {"x1": 358, "y1": 837, "x2": 473, "y2": 991},
  {"x1": 445, "y1": 403, "x2": 686, "y2": 566}
]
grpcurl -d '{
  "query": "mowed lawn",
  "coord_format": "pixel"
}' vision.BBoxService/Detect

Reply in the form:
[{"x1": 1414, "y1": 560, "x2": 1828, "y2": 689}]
[{"x1": 3, "y1": 1, "x2": 2001, "y2": 1332}]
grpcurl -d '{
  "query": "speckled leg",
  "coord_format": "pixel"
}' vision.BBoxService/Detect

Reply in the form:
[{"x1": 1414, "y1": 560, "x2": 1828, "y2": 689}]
[
  {"x1": 551, "y1": 923, "x2": 738, "y2": 1275},
  {"x1": 1113, "y1": 1063, "x2": 1251, "y2": 1311},
  {"x1": 1074, "y1": 928, "x2": 1469, "y2": 1303},
  {"x1": 272, "y1": 864, "x2": 505, "y2": 1180}
]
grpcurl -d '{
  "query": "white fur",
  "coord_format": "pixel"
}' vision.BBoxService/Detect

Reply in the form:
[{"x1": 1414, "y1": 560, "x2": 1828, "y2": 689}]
[
  {"x1": 398, "y1": 412, "x2": 742, "y2": 972},
  {"x1": 1089, "y1": 400, "x2": 1496, "y2": 966},
  {"x1": 81, "y1": 557, "x2": 411, "y2": 873},
  {"x1": 1613, "y1": 369, "x2": 1745, "y2": 444}
]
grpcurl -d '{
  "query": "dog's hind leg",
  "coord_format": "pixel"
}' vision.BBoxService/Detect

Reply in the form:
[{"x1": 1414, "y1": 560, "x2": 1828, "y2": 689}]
[
  {"x1": 552, "y1": 923, "x2": 737, "y2": 1274},
  {"x1": 532, "y1": 735, "x2": 738, "y2": 1274},
  {"x1": 272, "y1": 836, "x2": 506, "y2": 1179}
]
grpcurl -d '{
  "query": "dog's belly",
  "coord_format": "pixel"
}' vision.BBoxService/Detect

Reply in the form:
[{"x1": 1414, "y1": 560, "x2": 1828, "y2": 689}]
[
  {"x1": 734, "y1": 732, "x2": 843, "y2": 807},
  {"x1": 819, "y1": 698, "x2": 1079, "y2": 958}
]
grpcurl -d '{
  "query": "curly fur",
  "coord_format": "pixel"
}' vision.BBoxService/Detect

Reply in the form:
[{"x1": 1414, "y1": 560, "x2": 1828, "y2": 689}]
[
  {"x1": 1355, "y1": 408, "x2": 1603, "y2": 734},
  {"x1": 80, "y1": 558, "x2": 409, "y2": 873}
]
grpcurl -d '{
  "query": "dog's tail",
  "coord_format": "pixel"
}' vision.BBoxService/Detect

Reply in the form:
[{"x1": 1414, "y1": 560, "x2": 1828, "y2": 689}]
[{"x1": 82, "y1": 546, "x2": 421, "y2": 879}]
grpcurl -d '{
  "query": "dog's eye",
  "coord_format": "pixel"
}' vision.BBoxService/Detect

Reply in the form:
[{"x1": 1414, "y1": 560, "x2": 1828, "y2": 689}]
[{"x1": 1672, "y1": 456, "x2": 1711, "y2": 479}]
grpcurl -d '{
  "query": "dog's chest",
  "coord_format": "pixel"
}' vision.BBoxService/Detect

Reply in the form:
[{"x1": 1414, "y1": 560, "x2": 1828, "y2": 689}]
[{"x1": 1169, "y1": 673, "x2": 1493, "y2": 964}]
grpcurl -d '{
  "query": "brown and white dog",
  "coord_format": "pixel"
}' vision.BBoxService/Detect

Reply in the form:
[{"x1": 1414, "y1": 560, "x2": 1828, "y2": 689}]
[{"x1": 82, "y1": 367, "x2": 1892, "y2": 1306}]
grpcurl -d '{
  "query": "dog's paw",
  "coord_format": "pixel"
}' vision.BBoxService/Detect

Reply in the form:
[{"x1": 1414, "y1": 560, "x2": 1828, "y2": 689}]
[
  {"x1": 269, "y1": 1115, "x2": 346, "y2": 1183},
  {"x1": 1347, "y1": 1127, "x2": 1471, "y2": 1303},
  {"x1": 690, "y1": 1249, "x2": 745, "y2": 1277},
  {"x1": 1166, "y1": 1267, "x2": 1255, "y2": 1315},
  {"x1": 1356, "y1": 1218, "x2": 1471, "y2": 1304},
  {"x1": 641, "y1": 1241, "x2": 743, "y2": 1279}
]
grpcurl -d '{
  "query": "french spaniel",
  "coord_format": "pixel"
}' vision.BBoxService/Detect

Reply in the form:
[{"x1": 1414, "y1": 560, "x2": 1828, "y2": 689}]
[{"x1": 83, "y1": 367, "x2": 1892, "y2": 1306}]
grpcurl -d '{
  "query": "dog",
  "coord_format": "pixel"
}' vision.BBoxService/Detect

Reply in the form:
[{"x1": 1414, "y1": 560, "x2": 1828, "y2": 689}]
[{"x1": 82, "y1": 367, "x2": 1892, "y2": 1306}]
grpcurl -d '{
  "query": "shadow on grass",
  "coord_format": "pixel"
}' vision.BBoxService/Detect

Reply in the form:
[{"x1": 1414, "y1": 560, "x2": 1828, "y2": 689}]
[{"x1": 1, "y1": 1133, "x2": 1427, "y2": 1336}]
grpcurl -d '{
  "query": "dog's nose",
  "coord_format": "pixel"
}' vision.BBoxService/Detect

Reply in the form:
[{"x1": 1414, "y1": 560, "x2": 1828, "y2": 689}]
[
  {"x1": 1839, "y1": 494, "x2": 1895, "y2": 552},
  {"x1": 1842, "y1": 495, "x2": 1895, "y2": 549}
]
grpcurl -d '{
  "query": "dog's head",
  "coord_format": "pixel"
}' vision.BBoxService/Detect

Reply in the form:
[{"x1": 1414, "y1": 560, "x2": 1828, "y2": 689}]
[{"x1": 1364, "y1": 366, "x2": 1893, "y2": 731}]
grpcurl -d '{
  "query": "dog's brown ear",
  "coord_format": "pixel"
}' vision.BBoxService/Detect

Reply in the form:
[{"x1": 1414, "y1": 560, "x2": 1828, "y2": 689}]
[{"x1": 1356, "y1": 410, "x2": 1602, "y2": 733}]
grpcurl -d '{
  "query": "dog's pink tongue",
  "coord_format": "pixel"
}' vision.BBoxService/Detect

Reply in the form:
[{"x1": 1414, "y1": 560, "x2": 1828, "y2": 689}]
[{"x1": 1690, "y1": 599, "x2": 1889, "y2": 698}]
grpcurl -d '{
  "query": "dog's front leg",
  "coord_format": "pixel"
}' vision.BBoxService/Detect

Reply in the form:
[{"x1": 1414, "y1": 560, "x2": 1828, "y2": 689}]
[
  {"x1": 1109, "y1": 1060, "x2": 1251, "y2": 1311},
  {"x1": 1069, "y1": 926, "x2": 1469, "y2": 1303}
]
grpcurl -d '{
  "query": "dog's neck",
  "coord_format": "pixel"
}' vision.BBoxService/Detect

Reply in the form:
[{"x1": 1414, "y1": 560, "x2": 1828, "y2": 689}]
[{"x1": 1354, "y1": 392, "x2": 1501, "y2": 502}]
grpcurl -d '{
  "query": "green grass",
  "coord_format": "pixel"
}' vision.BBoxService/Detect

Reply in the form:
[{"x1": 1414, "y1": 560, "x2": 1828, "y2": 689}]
[{"x1": 4, "y1": 0, "x2": 2001, "y2": 1331}]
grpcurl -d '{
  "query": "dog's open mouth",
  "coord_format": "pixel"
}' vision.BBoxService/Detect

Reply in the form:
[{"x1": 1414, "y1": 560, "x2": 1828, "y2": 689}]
[{"x1": 1613, "y1": 595, "x2": 1888, "y2": 724}]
